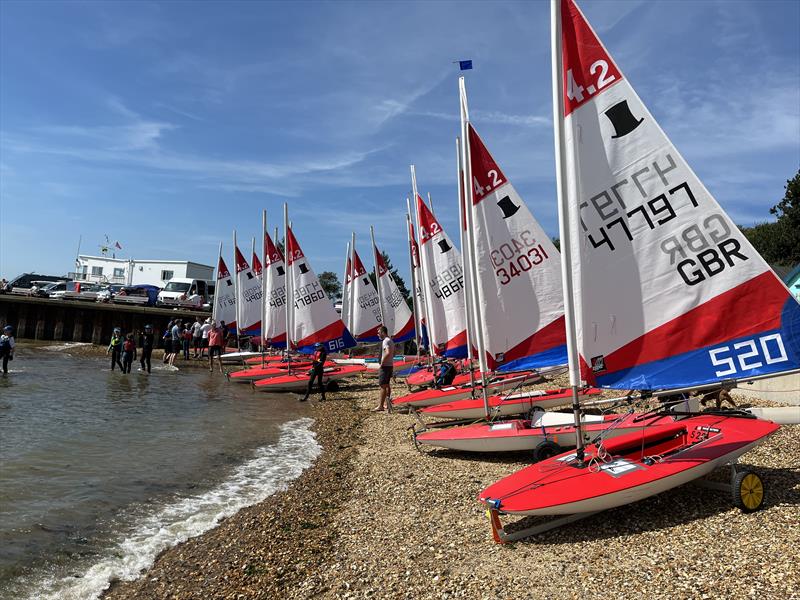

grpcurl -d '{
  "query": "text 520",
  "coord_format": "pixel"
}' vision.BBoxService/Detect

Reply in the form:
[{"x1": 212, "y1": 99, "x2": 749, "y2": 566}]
[{"x1": 709, "y1": 333, "x2": 788, "y2": 377}]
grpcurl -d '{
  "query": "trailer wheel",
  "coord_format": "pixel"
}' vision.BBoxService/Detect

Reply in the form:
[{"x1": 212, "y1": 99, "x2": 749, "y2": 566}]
[
  {"x1": 732, "y1": 470, "x2": 764, "y2": 513},
  {"x1": 533, "y1": 440, "x2": 562, "y2": 462}
]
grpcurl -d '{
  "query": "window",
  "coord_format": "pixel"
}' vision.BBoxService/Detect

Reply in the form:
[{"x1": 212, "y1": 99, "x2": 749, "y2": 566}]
[
  {"x1": 161, "y1": 270, "x2": 174, "y2": 281},
  {"x1": 113, "y1": 268, "x2": 125, "y2": 278},
  {"x1": 91, "y1": 266, "x2": 103, "y2": 276}
]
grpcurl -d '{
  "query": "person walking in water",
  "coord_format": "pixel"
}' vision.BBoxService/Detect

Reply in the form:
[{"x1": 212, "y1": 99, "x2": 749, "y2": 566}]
[
  {"x1": 207, "y1": 321, "x2": 224, "y2": 374},
  {"x1": 170, "y1": 320, "x2": 182, "y2": 366},
  {"x1": 0, "y1": 325, "x2": 16, "y2": 375},
  {"x1": 139, "y1": 324, "x2": 154, "y2": 373},
  {"x1": 301, "y1": 342, "x2": 327, "y2": 402},
  {"x1": 162, "y1": 320, "x2": 174, "y2": 364},
  {"x1": 107, "y1": 328, "x2": 124, "y2": 371},
  {"x1": 372, "y1": 326, "x2": 395, "y2": 412},
  {"x1": 191, "y1": 316, "x2": 203, "y2": 358},
  {"x1": 121, "y1": 333, "x2": 137, "y2": 374}
]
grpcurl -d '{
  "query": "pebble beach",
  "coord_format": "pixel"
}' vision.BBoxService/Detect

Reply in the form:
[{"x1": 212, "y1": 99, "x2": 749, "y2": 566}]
[{"x1": 100, "y1": 373, "x2": 800, "y2": 600}]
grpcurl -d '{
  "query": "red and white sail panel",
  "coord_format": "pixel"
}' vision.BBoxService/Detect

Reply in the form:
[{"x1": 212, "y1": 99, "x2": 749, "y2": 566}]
[
  {"x1": 557, "y1": 0, "x2": 799, "y2": 389},
  {"x1": 375, "y1": 245, "x2": 415, "y2": 342},
  {"x1": 213, "y1": 254, "x2": 236, "y2": 331},
  {"x1": 286, "y1": 226, "x2": 357, "y2": 353},
  {"x1": 409, "y1": 216, "x2": 429, "y2": 349},
  {"x1": 467, "y1": 123, "x2": 567, "y2": 371},
  {"x1": 263, "y1": 231, "x2": 287, "y2": 348},
  {"x1": 234, "y1": 245, "x2": 263, "y2": 335},
  {"x1": 416, "y1": 194, "x2": 468, "y2": 357},
  {"x1": 348, "y1": 249, "x2": 382, "y2": 342}
]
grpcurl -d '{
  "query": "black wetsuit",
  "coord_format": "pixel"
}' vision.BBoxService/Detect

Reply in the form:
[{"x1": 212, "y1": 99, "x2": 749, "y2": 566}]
[
  {"x1": 109, "y1": 337, "x2": 123, "y2": 371},
  {"x1": 302, "y1": 347, "x2": 327, "y2": 401},
  {"x1": 140, "y1": 332, "x2": 154, "y2": 373}
]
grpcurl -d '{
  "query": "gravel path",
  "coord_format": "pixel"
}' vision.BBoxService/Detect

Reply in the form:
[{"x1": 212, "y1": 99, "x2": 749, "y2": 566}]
[{"x1": 103, "y1": 375, "x2": 800, "y2": 599}]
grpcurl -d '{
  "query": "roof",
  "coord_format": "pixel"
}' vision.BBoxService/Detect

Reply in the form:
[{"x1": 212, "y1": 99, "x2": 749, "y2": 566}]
[{"x1": 78, "y1": 255, "x2": 213, "y2": 269}]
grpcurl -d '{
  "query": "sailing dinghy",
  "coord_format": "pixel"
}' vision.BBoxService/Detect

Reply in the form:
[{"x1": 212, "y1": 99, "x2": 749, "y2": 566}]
[
  {"x1": 480, "y1": 0, "x2": 799, "y2": 541},
  {"x1": 393, "y1": 371, "x2": 544, "y2": 409},
  {"x1": 253, "y1": 364, "x2": 366, "y2": 393}
]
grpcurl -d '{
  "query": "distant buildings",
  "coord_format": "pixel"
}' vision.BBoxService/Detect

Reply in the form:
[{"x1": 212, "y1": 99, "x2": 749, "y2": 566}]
[{"x1": 71, "y1": 255, "x2": 213, "y2": 287}]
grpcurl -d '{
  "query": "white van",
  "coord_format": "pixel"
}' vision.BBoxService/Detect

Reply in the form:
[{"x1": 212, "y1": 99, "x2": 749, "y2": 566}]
[{"x1": 157, "y1": 278, "x2": 213, "y2": 310}]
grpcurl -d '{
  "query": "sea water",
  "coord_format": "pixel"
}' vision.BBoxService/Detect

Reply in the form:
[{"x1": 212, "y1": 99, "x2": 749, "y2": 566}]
[{"x1": 0, "y1": 346, "x2": 320, "y2": 599}]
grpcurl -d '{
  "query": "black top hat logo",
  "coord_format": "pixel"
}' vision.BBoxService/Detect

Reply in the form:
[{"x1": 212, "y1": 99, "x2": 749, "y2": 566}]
[
  {"x1": 362, "y1": 277, "x2": 370, "y2": 285},
  {"x1": 604, "y1": 100, "x2": 643, "y2": 139},
  {"x1": 497, "y1": 196, "x2": 520, "y2": 219},
  {"x1": 276, "y1": 266, "x2": 285, "y2": 276},
  {"x1": 437, "y1": 239, "x2": 452, "y2": 253},
  {"x1": 299, "y1": 263, "x2": 309, "y2": 274}
]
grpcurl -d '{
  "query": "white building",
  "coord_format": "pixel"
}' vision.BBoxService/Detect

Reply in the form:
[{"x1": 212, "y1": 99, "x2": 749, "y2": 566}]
[{"x1": 71, "y1": 255, "x2": 214, "y2": 287}]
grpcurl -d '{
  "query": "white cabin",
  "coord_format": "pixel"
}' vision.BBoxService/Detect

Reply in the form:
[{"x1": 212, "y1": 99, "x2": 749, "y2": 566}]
[{"x1": 71, "y1": 255, "x2": 214, "y2": 288}]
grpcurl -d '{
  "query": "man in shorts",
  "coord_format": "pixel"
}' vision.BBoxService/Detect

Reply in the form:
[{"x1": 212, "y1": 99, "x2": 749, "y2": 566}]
[
  {"x1": 207, "y1": 321, "x2": 224, "y2": 374},
  {"x1": 373, "y1": 325, "x2": 395, "y2": 412}
]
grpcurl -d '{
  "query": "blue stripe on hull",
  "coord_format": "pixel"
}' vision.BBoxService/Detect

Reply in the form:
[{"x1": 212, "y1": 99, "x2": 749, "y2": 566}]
[{"x1": 496, "y1": 344, "x2": 568, "y2": 372}]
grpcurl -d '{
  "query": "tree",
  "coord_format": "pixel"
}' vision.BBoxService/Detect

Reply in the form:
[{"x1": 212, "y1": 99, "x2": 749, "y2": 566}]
[
  {"x1": 318, "y1": 271, "x2": 341, "y2": 300},
  {"x1": 741, "y1": 169, "x2": 800, "y2": 267}
]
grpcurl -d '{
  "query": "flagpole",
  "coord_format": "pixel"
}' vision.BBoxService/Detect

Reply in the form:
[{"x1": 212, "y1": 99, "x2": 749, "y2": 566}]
[
  {"x1": 456, "y1": 136, "x2": 477, "y2": 395},
  {"x1": 370, "y1": 226, "x2": 387, "y2": 336},
  {"x1": 411, "y1": 165, "x2": 436, "y2": 367},
  {"x1": 261, "y1": 210, "x2": 268, "y2": 366},
  {"x1": 459, "y1": 77, "x2": 490, "y2": 419},
  {"x1": 283, "y1": 204, "x2": 293, "y2": 373},
  {"x1": 551, "y1": 0, "x2": 585, "y2": 465},
  {"x1": 405, "y1": 198, "x2": 423, "y2": 362}
]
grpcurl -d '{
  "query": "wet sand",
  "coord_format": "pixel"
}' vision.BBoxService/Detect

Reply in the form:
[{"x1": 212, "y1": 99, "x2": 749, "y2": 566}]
[{"x1": 101, "y1": 375, "x2": 799, "y2": 599}]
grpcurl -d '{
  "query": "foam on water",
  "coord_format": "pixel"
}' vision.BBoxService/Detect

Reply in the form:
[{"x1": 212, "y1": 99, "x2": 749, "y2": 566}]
[
  {"x1": 20, "y1": 417, "x2": 321, "y2": 600},
  {"x1": 39, "y1": 342, "x2": 93, "y2": 351}
]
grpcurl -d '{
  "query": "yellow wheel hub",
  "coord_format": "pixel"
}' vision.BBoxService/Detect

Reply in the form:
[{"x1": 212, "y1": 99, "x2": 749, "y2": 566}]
[{"x1": 739, "y1": 473, "x2": 764, "y2": 510}]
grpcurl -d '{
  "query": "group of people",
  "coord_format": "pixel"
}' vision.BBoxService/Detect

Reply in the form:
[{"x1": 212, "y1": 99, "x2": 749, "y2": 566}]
[{"x1": 106, "y1": 318, "x2": 230, "y2": 374}]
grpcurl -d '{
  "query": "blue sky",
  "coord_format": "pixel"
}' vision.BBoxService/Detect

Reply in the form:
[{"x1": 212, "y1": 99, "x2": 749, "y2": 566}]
[{"x1": 1, "y1": 0, "x2": 798, "y2": 286}]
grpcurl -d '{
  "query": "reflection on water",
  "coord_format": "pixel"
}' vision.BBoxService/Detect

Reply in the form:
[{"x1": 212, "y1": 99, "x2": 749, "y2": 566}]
[{"x1": 0, "y1": 347, "x2": 314, "y2": 599}]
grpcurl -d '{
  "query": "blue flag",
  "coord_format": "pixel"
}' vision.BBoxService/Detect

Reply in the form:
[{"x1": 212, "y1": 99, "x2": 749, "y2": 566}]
[{"x1": 459, "y1": 60, "x2": 473, "y2": 71}]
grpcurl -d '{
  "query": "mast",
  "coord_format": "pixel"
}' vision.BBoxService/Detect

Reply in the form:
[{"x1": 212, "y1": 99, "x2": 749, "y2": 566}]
[
  {"x1": 342, "y1": 241, "x2": 351, "y2": 331},
  {"x1": 370, "y1": 226, "x2": 387, "y2": 334},
  {"x1": 459, "y1": 78, "x2": 490, "y2": 418},
  {"x1": 456, "y1": 136, "x2": 477, "y2": 394},
  {"x1": 232, "y1": 230, "x2": 241, "y2": 351},
  {"x1": 405, "y1": 198, "x2": 423, "y2": 361},
  {"x1": 212, "y1": 241, "x2": 222, "y2": 325},
  {"x1": 261, "y1": 210, "x2": 267, "y2": 365},
  {"x1": 551, "y1": 0, "x2": 585, "y2": 465},
  {"x1": 283, "y1": 204, "x2": 292, "y2": 372},
  {"x1": 410, "y1": 165, "x2": 436, "y2": 365},
  {"x1": 349, "y1": 232, "x2": 357, "y2": 345}
]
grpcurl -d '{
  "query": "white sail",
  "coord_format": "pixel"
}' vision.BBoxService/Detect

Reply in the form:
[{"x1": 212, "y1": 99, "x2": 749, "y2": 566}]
[
  {"x1": 234, "y1": 244, "x2": 263, "y2": 335},
  {"x1": 415, "y1": 194, "x2": 468, "y2": 357},
  {"x1": 374, "y1": 243, "x2": 415, "y2": 342},
  {"x1": 348, "y1": 248, "x2": 383, "y2": 342},
  {"x1": 212, "y1": 251, "x2": 236, "y2": 330},
  {"x1": 556, "y1": 0, "x2": 799, "y2": 389},
  {"x1": 263, "y1": 231, "x2": 287, "y2": 347}
]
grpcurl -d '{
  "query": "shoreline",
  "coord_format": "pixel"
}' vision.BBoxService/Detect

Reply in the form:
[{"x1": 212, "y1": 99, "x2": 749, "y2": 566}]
[{"x1": 98, "y1": 371, "x2": 800, "y2": 599}]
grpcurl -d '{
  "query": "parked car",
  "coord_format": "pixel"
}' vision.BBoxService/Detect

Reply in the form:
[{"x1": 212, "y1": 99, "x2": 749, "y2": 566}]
[
  {"x1": 47, "y1": 281, "x2": 70, "y2": 298},
  {"x1": 62, "y1": 281, "x2": 103, "y2": 301},
  {"x1": 96, "y1": 284, "x2": 124, "y2": 303},
  {"x1": 112, "y1": 284, "x2": 160, "y2": 307},
  {"x1": 157, "y1": 278, "x2": 213, "y2": 310},
  {"x1": 8, "y1": 273, "x2": 69, "y2": 295}
]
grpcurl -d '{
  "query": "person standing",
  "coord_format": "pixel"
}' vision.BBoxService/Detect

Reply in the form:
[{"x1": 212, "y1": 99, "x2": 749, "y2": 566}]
[
  {"x1": 207, "y1": 321, "x2": 224, "y2": 374},
  {"x1": 169, "y1": 320, "x2": 181, "y2": 366},
  {"x1": 139, "y1": 324, "x2": 154, "y2": 373},
  {"x1": 162, "y1": 320, "x2": 174, "y2": 364},
  {"x1": 0, "y1": 325, "x2": 16, "y2": 375},
  {"x1": 191, "y1": 317, "x2": 203, "y2": 358},
  {"x1": 373, "y1": 326, "x2": 395, "y2": 412},
  {"x1": 220, "y1": 320, "x2": 231, "y2": 351},
  {"x1": 181, "y1": 321, "x2": 191, "y2": 360},
  {"x1": 200, "y1": 318, "x2": 212, "y2": 358},
  {"x1": 107, "y1": 328, "x2": 124, "y2": 371},
  {"x1": 301, "y1": 342, "x2": 328, "y2": 402},
  {"x1": 121, "y1": 333, "x2": 137, "y2": 374}
]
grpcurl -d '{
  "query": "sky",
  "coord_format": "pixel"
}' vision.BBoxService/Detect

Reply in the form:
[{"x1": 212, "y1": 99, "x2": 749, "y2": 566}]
[{"x1": 1, "y1": 0, "x2": 798, "y2": 286}]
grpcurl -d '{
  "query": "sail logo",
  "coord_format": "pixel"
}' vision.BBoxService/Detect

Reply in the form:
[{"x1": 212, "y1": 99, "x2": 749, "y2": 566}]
[{"x1": 590, "y1": 355, "x2": 606, "y2": 373}]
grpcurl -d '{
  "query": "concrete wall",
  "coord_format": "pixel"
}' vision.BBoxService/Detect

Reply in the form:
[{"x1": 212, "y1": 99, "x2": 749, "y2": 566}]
[{"x1": 735, "y1": 372, "x2": 800, "y2": 406}]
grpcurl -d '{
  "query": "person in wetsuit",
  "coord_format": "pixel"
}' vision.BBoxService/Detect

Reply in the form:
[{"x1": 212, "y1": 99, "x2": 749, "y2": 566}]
[
  {"x1": 107, "y1": 328, "x2": 123, "y2": 371},
  {"x1": 301, "y1": 342, "x2": 327, "y2": 402},
  {"x1": 139, "y1": 324, "x2": 154, "y2": 373},
  {"x1": 121, "y1": 333, "x2": 137, "y2": 374}
]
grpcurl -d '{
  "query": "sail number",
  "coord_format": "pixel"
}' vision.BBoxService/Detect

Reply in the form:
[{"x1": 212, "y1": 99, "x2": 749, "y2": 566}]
[
  {"x1": 566, "y1": 60, "x2": 616, "y2": 104},
  {"x1": 294, "y1": 282, "x2": 325, "y2": 308},
  {"x1": 430, "y1": 264, "x2": 464, "y2": 299},
  {"x1": 709, "y1": 333, "x2": 788, "y2": 377},
  {"x1": 491, "y1": 231, "x2": 550, "y2": 286}
]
